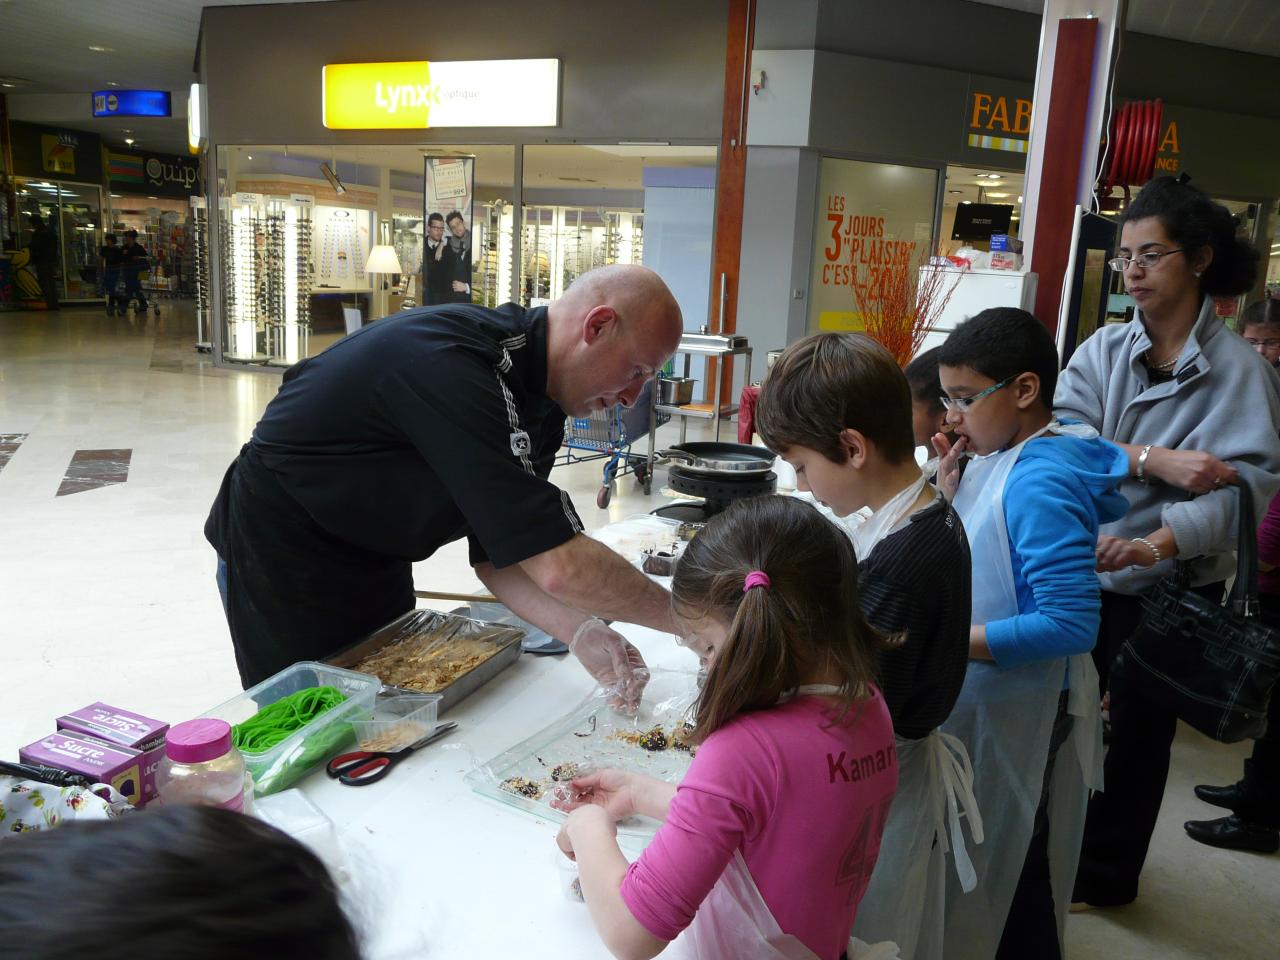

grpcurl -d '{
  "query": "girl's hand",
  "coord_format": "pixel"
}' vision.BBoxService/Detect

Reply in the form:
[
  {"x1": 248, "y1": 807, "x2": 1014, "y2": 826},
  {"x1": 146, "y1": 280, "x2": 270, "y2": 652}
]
[
  {"x1": 1096, "y1": 535, "x2": 1158, "y2": 572},
  {"x1": 555, "y1": 805, "x2": 617, "y2": 862},
  {"x1": 932, "y1": 432, "x2": 968, "y2": 501},
  {"x1": 1147, "y1": 448, "x2": 1237, "y2": 494},
  {"x1": 550, "y1": 767, "x2": 638, "y2": 821}
]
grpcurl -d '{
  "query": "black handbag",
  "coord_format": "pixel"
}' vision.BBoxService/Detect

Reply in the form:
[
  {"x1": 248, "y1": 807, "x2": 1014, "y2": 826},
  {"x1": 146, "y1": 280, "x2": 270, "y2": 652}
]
[{"x1": 1113, "y1": 482, "x2": 1280, "y2": 743}]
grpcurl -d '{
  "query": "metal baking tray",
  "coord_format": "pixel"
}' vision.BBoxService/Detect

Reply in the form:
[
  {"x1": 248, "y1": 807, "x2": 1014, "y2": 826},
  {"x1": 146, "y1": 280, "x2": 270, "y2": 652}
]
[{"x1": 326, "y1": 609, "x2": 524, "y2": 715}]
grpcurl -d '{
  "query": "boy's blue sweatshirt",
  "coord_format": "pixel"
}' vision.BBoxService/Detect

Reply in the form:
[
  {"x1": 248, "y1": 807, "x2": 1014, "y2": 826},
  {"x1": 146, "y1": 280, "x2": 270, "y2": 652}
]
[{"x1": 984, "y1": 431, "x2": 1129, "y2": 669}]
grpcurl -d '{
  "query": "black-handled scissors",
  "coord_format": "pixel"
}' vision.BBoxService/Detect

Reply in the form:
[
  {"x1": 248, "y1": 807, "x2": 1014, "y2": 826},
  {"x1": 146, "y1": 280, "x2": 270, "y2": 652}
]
[{"x1": 325, "y1": 722, "x2": 457, "y2": 786}]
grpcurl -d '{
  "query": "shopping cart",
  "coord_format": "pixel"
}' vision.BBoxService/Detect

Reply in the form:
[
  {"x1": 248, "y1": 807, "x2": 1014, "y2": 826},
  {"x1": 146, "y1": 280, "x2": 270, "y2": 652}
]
[
  {"x1": 139, "y1": 262, "x2": 176, "y2": 317},
  {"x1": 559, "y1": 380, "x2": 669, "y2": 508}
]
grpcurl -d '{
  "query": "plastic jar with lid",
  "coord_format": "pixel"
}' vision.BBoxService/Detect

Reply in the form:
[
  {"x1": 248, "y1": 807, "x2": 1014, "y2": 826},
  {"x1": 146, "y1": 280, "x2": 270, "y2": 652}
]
[{"x1": 156, "y1": 718, "x2": 250, "y2": 812}]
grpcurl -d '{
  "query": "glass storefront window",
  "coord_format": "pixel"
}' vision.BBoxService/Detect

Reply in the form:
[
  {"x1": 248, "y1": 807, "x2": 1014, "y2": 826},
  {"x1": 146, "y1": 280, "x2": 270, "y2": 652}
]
[
  {"x1": 808, "y1": 158, "x2": 940, "y2": 334},
  {"x1": 518, "y1": 144, "x2": 716, "y2": 312},
  {"x1": 213, "y1": 144, "x2": 516, "y2": 366},
  {"x1": 56, "y1": 186, "x2": 103, "y2": 301},
  {"x1": 10, "y1": 178, "x2": 103, "y2": 304}
]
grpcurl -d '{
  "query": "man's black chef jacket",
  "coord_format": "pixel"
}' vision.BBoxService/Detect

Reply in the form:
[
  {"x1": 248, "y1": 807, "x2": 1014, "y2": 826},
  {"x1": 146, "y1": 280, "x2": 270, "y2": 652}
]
[{"x1": 205, "y1": 303, "x2": 583, "y2": 686}]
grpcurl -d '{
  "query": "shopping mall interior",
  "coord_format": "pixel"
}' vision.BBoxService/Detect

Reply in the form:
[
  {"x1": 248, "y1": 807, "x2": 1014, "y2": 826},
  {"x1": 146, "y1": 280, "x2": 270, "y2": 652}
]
[{"x1": 0, "y1": 2, "x2": 1278, "y2": 958}]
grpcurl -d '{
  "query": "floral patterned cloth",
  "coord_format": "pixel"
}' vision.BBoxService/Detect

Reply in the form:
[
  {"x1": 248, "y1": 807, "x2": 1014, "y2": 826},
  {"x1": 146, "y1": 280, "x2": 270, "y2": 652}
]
[{"x1": 1, "y1": 777, "x2": 134, "y2": 835}]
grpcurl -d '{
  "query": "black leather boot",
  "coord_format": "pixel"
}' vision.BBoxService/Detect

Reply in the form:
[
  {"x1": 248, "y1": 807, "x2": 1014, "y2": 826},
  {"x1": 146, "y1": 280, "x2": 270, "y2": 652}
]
[
  {"x1": 1194, "y1": 781, "x2": 1245, "y2": 812},
  {"x1": 1184, "y1": 815, "x2": 1279, "y2": 853}
]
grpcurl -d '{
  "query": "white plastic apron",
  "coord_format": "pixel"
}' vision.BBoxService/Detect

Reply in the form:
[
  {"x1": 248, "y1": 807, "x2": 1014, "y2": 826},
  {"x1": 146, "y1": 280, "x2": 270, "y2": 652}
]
[
  {"x1": 666, "y1": 850, "x2": 822, "y2": 960},
  {"x1": 938, "y1": 421, "x2": 1103, "y2": 959},
  {"x1": 850, "y1": 472, "x2": 929, "y2": 561},
  {"x1": 668, "y1": 687, "x2": 901, "y2": 960},
  {"x1": 850, "y1": 729, "x2": 982, "y2": 960}
]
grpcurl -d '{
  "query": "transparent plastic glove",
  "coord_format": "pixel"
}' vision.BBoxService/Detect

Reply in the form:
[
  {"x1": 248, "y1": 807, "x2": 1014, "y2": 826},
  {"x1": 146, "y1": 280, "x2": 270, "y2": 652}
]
[
  {"x1": 568, "y1": 618, "x2": 650, "y2": 715},
  {"x1": 549, "y1": 767, "x2": 638, "y2": 820}
]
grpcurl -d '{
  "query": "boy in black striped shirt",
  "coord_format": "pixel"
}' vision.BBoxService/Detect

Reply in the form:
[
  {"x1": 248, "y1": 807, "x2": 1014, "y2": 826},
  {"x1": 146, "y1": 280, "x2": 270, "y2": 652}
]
[{"x1": 757, "y1": 333, "x2": 972, "y2": 960}]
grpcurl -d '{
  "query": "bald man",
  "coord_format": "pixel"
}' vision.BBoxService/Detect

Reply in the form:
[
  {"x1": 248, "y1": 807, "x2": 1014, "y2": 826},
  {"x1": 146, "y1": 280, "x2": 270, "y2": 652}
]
[{"x1": 206, "y1": 266, "x2": 683, "y2": 699}]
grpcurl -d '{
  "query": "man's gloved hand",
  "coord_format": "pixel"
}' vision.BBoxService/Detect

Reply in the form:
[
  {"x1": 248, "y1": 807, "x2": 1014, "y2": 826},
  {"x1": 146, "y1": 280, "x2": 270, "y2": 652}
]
[{"x1": 568, "y1": 618, "x2": 650, "y2": 715}]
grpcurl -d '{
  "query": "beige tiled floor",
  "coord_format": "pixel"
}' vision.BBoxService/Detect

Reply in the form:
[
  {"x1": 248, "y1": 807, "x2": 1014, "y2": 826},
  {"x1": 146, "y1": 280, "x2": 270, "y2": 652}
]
[{"x1": 1, "y1": 302, "x2": 1276, "y2": 957}]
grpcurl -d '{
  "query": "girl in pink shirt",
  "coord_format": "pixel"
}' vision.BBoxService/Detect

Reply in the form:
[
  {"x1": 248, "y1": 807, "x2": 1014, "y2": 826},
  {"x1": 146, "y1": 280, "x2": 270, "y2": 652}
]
[{"x1": 555, "y1": 495, "x2": 899, "y2": 960}]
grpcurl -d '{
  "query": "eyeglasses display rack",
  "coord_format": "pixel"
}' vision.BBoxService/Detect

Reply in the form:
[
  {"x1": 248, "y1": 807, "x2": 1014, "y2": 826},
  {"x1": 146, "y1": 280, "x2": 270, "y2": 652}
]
[
  {"x1": 518, "y1": 205, "x2": 644, "y2": 307},
  {"x1": 219, "y1": 192, "x2": 314, "y2": 366},
  {"x1": 475, "y1": 201, "x2": 514, "y2": 308},
  {"x1": 191, "y1": 197, "x2": 211, "y2": 352}
]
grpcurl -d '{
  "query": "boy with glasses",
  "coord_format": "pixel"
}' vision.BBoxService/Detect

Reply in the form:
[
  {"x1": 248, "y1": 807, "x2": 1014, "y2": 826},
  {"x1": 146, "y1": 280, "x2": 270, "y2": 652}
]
[{"x1": 933, "y1": 307, "x2": 1128, "y2": 960}]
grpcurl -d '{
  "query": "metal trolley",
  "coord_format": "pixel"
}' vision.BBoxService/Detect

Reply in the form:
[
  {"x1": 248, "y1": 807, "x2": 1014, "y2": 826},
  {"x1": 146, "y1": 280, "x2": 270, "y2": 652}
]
[
  {"x1": 139, "y1": 263, "x2": 178, "y2": 316},
  {"x1": 559, "y1": 380, "x2": 669, "y2": 508}
]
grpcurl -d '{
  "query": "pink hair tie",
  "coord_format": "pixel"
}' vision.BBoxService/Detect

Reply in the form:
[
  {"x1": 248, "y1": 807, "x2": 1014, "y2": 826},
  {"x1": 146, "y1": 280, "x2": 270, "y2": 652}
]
[{"x1": 743, "y1": 570, "x2": 771, "y2": 593}]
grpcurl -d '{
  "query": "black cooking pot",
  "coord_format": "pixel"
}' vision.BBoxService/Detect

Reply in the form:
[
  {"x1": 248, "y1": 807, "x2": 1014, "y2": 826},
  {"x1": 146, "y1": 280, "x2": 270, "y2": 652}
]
[{"x1": 658, "y1": 442, "x2": 776, "y2": 477}]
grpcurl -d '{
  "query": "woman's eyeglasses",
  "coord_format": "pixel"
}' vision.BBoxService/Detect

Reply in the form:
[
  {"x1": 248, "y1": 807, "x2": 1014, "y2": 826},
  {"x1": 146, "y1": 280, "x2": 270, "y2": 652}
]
[{"x1": 1107, "y1": 248, "x2": 1185, "y2": 271}]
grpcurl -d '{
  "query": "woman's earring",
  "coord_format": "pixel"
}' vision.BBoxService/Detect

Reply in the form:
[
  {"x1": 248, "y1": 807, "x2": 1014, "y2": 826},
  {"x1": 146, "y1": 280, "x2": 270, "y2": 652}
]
[{"x1": 1194, "y1": 271, "x2": 1202, "y2": 277}]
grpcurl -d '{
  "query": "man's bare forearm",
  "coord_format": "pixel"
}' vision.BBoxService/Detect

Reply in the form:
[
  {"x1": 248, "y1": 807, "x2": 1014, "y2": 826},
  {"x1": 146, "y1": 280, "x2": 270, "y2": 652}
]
[
  {"x1": 520, "y1": 535, "x2": 677, "y2": 635},
  {"x1": 474, "y1": 562, "x2": 590, "y2": 642}
]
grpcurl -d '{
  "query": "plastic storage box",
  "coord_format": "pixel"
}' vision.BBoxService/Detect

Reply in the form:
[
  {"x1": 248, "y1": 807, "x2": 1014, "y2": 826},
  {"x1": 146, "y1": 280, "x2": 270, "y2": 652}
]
[
  {"x1": 201, "y1": 661, "x2": 380, "y2": 796},
  {"x1": 350, "y1": 692, "x2": 441, "y2": 752}
]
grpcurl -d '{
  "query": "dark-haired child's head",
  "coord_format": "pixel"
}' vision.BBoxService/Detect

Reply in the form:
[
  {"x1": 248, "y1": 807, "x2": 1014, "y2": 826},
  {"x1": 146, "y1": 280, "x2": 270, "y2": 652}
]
[
  {"x1": 1116, "y1": 177, "x2": 1258, "y2": 320},
  {"x1": 756, "y1": 333, "x2": 915, "y2": 516},
  {"x1": 1241, "y1": 298, "x2": 1280, "y2": 368},
  {"x1": 938, "y1": 308, "x2": 1058, "y2": 456},
  {"x1": 904, "y1": 347, "x2": 952, "y2": 448},
  {"x1": 670, "y1": 495, "x2": 885, "y2": 743},
  {"x1": 0, "y1": 805, "x2": 362, "y2": 960}
]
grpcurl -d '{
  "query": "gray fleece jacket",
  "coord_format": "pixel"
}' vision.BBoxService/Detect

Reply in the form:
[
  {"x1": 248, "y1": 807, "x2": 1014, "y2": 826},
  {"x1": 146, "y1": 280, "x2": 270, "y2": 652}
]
[{"x1": 1055, "y1": 296, "x2": 1280, "y2": 595}]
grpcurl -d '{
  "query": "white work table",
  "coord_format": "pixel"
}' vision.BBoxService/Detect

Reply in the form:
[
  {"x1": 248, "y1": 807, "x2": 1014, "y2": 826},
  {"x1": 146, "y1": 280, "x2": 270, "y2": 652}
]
[{"x1": 298, "y1": 617, "x2": 689, "y2": 959}]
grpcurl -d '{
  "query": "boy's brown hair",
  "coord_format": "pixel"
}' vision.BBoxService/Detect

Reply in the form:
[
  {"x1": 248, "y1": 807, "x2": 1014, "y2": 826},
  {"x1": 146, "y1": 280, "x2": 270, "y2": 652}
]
[
  {"x1": 756, "y1": 332, "x2": 916, "y2": 465},
  {"x1": 671, "y1": 495, "x2": 887, "y2": 744}
]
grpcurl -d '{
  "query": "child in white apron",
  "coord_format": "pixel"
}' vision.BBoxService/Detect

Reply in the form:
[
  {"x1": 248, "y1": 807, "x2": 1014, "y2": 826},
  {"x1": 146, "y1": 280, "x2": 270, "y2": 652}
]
[
  {"x1": 934, "y1": 308, "x2": 1128, "y2": 960},
  {"x1": 555, "y1": 495, "x2": 899, "y2": 960}
]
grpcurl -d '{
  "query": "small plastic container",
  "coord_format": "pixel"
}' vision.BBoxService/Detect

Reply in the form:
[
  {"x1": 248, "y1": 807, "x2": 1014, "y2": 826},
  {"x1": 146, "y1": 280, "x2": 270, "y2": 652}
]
[
  {"x1": 156, "y1": 718, "x2": 248, "y2": 812},
  {"x1": 254, "y1": 789, "x2": 346, "y2": 880},
  {"x1": 554, "y1": 849, "x2": 585, "y2": 903},
  {"x1": 350, "y1": 693, "x2": 441, "y2": 753},
  {"x1": 201, "y1": 662, "x2": 380, "y2": 797}
]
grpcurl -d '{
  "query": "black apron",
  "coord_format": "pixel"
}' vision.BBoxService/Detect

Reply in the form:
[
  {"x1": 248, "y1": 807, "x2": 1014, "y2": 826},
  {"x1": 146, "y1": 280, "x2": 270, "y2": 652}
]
[{"x1": 215, "y1": 443, "x2": 414, "y2": 687}]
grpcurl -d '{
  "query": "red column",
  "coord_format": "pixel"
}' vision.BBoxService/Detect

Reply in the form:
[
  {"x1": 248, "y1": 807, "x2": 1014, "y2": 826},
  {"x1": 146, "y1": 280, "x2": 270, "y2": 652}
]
[
  {"x1": 706, "y1": 0, "x2": 753, "y2": 406},
  {"x1": 1029, "y1": 17, "x2": 1099, "y2": 334}
]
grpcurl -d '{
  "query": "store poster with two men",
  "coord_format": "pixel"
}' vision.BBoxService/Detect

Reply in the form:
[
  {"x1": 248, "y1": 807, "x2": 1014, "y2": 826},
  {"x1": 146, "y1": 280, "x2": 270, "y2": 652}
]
[{"x1": 421, "y1": 157, "x2": 474, "y2": 306}]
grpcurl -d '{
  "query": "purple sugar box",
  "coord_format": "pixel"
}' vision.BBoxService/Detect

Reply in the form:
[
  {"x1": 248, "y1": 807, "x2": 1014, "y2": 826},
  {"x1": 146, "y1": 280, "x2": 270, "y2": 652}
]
[
  {"x1": 56, "y1": 703, "x2": 169, "y2": 805},
  {"x1": 20, "y1": 733, "x2": 145, "y2": 806}
]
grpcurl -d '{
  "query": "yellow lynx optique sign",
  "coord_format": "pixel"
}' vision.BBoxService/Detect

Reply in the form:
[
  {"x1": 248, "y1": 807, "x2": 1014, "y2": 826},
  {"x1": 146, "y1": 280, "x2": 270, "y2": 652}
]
[{"x1": 322, "y1": 59, "x2": 559, "y2": 130}]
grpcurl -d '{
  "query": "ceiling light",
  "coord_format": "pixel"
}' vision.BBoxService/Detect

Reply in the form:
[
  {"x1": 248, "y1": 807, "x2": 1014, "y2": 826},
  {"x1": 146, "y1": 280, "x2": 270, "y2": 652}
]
[
  {"x1": 948, "y1": 189, "x2": 964, "y2": 195},
  {"x1": 148, "y1": 196, "x2": 158, "y2": 200},
  {"x1": 247, "y1": 154, "x2": 253, "y2": 160},
  {"x1": 88, "y1": 45, "x2": 114, "y2": 53},
  {"x1": 106, "y1": 81, "x2": 120, "y2": 87},
  {"x1": 961, "y1": 200, "x2": 973, "y2": 205},
  {"x1": 983, "y1": 173, "x2": 1003, "y2": 180},
  {"x1": 987, "y1": 192, "x2": 1010, "y2": 198},
  {"x1": 124, "y1": 137, "x2": 135, "y2": 146}
]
